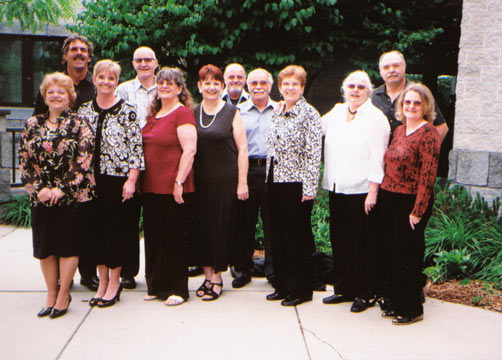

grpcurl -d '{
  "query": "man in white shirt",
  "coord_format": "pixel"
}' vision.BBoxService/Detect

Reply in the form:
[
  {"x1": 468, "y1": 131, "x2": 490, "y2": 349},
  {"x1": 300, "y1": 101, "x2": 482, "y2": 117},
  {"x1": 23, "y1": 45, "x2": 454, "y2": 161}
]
[
  {"x1": 221, "y1": 63, "x2": 249, "y2": 105},
  {"x1": 115, "y1": 46, "x2": 158, "y2": 289},
  {"x1": 116, "y1": 46, "x2": 158, "y2": 128},
  {"x1": 231, "y1": 68, "x2": 276, "y2": 288}
]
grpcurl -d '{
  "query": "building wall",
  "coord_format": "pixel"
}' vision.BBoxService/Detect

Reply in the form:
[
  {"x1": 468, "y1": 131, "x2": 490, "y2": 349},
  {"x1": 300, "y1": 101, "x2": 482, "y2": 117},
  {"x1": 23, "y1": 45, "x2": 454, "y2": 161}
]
[{"x1": 449, "y1": 0, "x2": 502, "y2": 204}]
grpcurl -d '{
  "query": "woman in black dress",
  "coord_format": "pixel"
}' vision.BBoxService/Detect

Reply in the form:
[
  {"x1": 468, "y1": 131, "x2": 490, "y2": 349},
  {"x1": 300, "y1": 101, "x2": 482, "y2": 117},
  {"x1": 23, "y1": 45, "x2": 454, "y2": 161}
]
[
  {"x1": 78, "y1": 60, "x2": 144, "y2": 308},
  {"x1": 19, "y1": 72, "x2": 94, "y2": 318},
  {"x1": 193, "y1": 64, "x2": 248, "y2": 301}
]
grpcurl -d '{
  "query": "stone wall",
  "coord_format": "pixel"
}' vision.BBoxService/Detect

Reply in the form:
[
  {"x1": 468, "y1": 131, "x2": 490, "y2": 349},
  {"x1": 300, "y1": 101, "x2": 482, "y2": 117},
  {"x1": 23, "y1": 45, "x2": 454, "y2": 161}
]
[
  {"x1": 0, "y1": 110, "x2": 13, "y2": 202},
  {"x1": 449, "y1": 0, "x2": 502, "y2": 205}
]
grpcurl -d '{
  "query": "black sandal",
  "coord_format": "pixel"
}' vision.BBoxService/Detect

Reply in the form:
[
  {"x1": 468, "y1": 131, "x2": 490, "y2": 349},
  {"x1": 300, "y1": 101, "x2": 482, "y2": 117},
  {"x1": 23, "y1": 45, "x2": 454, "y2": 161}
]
[
  {"x1": 201, "y1": 282, "x2": 223, "y2": 301},
  {"x1": 196, "y1": 279, "x2": 211, "y2": 297}
]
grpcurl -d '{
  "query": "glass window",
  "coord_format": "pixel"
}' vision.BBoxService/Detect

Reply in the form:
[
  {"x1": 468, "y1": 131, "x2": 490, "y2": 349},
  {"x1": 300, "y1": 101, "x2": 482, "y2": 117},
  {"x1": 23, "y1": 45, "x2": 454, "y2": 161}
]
[
  {"x1": 0, "y1": 39, "x2": 22, "y2": 104},
  {"x1": 33, "y1": 40, "x2": 62, "y2": 99},
  {"x1": 0, "y1": 35, "x2": 64, "y2": 107}
]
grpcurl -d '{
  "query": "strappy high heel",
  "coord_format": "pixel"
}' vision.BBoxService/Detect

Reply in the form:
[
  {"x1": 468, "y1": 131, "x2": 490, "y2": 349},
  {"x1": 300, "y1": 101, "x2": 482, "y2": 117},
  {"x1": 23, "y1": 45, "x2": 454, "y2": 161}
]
[
  {"x1": 196, "y1": 279, "x2": 211, "y2": 297},
  {"x1": 201, "y1": 282, "x2": 223, "y2": 301}
]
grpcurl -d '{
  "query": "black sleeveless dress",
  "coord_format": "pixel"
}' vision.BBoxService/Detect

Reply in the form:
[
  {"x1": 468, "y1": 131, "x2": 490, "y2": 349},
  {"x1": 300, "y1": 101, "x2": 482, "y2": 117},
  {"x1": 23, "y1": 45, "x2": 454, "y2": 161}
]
[{"x1": 193, "y1": 102, "x2": 239, "y2": 272}]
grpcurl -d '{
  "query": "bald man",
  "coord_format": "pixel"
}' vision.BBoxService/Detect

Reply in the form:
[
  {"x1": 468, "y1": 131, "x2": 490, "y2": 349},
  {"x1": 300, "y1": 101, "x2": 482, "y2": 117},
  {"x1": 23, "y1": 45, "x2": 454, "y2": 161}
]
[
  {"x1": 222, "y1": 63, "x2": 249, "y2": 105},
  {"x1": 115, "y1": 46, "x2": 158, "y2": 289},
  {"x1": 117, "y1": 46, "x2": 159, "y2": 129}
]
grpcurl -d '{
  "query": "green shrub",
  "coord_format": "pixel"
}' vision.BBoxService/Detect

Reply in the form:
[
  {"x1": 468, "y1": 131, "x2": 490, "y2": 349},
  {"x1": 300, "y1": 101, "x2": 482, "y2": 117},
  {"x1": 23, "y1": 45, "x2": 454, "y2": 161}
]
[
  {"x1": 0, "y1": 195, "x2": 31, "y2": 227},
  {"x1": 424, "y1": 179, "x2": 502, "y2": 285},
  {"x1": 311, "y1": 189, "x2": 332, "y2": 254}
]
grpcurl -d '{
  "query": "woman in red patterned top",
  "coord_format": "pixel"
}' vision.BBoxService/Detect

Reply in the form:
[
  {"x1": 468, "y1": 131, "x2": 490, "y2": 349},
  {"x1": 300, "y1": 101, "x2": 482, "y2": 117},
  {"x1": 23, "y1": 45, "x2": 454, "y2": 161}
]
[
  {"x1": 380, "y1": 83, "x2": 440, "y2": 325},
  {"x1": 141, "y1": 67, "x2": 197, "y2": 306}
]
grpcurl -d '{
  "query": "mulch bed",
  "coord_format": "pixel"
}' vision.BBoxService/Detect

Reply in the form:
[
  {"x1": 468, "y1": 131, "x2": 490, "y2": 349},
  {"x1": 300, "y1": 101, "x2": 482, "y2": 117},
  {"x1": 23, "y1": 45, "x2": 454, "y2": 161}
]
[{"x1": 425, "y1": 279, "x2": 502, "y2": 313}]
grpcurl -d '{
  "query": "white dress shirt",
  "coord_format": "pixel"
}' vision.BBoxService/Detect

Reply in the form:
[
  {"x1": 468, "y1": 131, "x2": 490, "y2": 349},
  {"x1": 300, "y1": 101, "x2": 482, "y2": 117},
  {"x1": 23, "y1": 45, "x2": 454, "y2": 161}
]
[{"x1": 321, "y1": 99, "x2": 390, "y2": 194}]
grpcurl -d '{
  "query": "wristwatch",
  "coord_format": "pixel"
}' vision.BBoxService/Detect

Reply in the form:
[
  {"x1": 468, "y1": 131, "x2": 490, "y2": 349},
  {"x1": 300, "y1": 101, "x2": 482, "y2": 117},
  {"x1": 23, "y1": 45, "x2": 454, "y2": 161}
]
[{"x1": 175, "y1": 180, "x2": 183, "y2": 186}]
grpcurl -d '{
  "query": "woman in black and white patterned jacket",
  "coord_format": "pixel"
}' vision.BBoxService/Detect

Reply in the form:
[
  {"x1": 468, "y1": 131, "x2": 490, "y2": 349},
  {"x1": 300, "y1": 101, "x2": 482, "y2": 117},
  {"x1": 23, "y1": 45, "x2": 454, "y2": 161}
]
[
  {"x1": 265, "y1": 65, "x2": 322, "y2": 307},
  {"x1": 78, "y1": 59, "x2": 144, "y2": 308}
]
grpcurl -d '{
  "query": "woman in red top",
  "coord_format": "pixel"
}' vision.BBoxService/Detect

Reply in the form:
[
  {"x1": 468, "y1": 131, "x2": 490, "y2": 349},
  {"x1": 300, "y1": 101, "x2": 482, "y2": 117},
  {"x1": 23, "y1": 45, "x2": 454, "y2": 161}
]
[
  {"x1": 141, "y1": 67, "x2": 197, "y2": 306},
  {"x1": 380, "y1": 83, "x2": 440, "y2": 325}
]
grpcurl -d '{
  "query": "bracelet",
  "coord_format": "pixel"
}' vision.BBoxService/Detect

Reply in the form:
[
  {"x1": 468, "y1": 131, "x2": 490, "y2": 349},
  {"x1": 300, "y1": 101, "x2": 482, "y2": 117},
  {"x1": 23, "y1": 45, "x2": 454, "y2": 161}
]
[{"x1": 175, "y1": 180, "x2": 183, "y2": 186}]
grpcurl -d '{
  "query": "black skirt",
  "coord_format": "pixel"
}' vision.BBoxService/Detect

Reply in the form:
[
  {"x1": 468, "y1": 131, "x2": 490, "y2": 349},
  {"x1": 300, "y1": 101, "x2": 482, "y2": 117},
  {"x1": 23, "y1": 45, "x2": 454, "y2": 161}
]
[
  {"x1": 95, "y1": 174, "x2": 141, "y2": 269},
  {"x1": 31, "y1": 203, "x2": 80, "y2": 259}
]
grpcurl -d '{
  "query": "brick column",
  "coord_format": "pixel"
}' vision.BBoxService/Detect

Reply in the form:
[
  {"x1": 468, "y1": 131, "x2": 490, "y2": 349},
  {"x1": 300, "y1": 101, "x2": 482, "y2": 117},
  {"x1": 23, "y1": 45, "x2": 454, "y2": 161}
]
[{"x1": 449, "y1": 0, "x2": 502, "y2": 204}]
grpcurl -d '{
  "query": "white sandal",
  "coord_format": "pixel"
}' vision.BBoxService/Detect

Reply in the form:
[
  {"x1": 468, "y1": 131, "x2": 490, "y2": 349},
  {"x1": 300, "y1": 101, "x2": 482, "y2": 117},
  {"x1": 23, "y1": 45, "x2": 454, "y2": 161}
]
[{"x1": 165, "y1": 295, "x2": 185, "y2": 306}]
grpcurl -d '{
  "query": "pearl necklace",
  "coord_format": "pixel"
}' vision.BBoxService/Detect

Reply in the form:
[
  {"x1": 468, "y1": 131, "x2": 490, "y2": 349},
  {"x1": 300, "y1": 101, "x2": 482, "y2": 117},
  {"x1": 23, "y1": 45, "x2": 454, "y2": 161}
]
[{"x1": 199, "y1": 104, "x2": 220, "y2": 129}]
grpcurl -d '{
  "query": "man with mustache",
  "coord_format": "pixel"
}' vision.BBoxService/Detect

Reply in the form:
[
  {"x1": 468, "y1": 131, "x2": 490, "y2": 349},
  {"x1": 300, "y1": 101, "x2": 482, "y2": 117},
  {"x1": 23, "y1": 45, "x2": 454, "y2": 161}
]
[
  {"x1": 33, "y1": 35, "x2": 96, "y2": 114},
  {"x1": 231, "y1": 68, "x2": 276, "y2": 288},
  {"x1": 371, "y1": 50, "x2": 448, "y2": 142},
  {"x1": 222, "y1": 63, "x2": 249, "y2": 105},
  {"x1": 114, "y1": 46, "x2": 159, "y2": 289},
  {"x1": 32, "y1": 34, "x2": 98, "y2": 292}
]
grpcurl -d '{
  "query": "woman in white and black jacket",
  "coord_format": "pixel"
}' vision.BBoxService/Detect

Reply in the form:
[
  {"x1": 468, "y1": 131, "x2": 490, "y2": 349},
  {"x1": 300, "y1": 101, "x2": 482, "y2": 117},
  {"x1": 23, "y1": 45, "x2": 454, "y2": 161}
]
[
  {"x1": 265, "y1": 65, "x2": 322, "y2": 307},
  {"x1": 79, "y1": 60, "x2": 144, "y2": 308}
]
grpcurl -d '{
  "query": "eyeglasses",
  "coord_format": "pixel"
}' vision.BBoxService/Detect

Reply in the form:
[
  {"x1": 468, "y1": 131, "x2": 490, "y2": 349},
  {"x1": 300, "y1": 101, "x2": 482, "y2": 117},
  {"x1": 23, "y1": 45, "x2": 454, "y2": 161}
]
[
  {"x1": 347, "y1": 84, "x2": 366, "y2": 90},
  {"x1": 403, "y1": 100, "x2": 422, "y2": 106},
  {"x1": 133, "y1": 58, "x2": 155, "y2": 64}
]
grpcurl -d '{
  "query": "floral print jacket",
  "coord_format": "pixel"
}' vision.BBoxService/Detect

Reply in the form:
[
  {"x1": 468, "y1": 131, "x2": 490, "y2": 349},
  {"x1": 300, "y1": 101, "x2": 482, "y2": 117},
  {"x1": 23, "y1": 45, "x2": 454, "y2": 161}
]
[
  {"x1": 18, "y1": 111, "x2": 96, "y2": 206},
  {"x1": 266, "y1": 96, "x2": 322, "y2": 198}
]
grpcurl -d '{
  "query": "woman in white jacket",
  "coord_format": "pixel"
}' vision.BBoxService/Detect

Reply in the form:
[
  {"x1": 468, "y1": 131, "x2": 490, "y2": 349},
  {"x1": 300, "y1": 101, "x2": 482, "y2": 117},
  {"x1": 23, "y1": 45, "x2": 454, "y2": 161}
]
[{"x1": 321, "y1": 70, "x2": 390, "y2": 313}]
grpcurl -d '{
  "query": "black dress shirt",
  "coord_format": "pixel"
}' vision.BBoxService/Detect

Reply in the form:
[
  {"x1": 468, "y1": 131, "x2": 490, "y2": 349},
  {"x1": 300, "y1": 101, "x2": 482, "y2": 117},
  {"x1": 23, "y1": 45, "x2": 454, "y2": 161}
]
[
  {"x1": 33, "y1": 72, "x2": 96, "y2": 115},
  {"x1": 371, "y1": 80, "x2": 445, "y2": 135}
]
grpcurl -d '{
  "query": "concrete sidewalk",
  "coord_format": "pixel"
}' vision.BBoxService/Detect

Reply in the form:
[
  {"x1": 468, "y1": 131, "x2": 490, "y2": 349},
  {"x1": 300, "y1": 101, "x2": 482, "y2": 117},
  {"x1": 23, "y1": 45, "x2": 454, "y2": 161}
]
[{"x1": 0, "y1": 225, "x2": 501, "y2": 360}]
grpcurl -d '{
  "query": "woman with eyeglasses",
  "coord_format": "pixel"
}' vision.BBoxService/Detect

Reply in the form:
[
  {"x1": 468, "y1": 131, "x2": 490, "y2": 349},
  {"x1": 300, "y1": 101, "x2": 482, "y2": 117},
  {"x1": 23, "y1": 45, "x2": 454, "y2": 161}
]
[
  {"x1": 320, "y1": 70, "x2": 390, "y2": 313},
  {"x1": 379, "y1": 83, "x2": 440, "y2": 325}
]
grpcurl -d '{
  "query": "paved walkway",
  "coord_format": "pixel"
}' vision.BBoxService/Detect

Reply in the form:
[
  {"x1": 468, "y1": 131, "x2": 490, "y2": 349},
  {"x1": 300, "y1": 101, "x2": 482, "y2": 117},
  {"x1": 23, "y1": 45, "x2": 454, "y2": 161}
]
[{"x1": 0, "y1": 225, "x2": 501, "y2": 360}]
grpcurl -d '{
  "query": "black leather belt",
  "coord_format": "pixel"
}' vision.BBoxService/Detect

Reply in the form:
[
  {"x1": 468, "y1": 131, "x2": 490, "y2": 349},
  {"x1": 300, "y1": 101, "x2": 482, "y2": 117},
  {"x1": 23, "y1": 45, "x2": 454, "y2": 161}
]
[{"x1": 249, "y1": 157, "x2": 267, "y2": 166}]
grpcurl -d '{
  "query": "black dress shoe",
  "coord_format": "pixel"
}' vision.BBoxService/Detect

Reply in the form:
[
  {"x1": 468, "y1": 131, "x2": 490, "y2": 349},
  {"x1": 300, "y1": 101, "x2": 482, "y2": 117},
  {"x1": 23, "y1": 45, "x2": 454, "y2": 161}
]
[
  {"x1": 322, "y1": 294, "x2": 354, "y2": 304},
  {"x1": 350, "y1": 298, "x2": 371, "y2": 313},
  {"x1": 49, "y1": 295, "x2": 71, "y2": 319},
  {"x1": 392, "y1": 314, "x2": 424, "y2": 325},
  {"x1": 80, "y1": 275, "x2": 99, "y2": 291},
  {"x1": 37, "y1": 306, "x2": 54, "y2": 317},
  {"x1": 232, "y1": 276, "x2": 251, "y2": 289},
  {"x1": 266, "y1": 291, "x2": 287, "y2": 301},
  {"x1": 281, "y1": 295, "x2": 312, "y2": 307},
  {"x1": 188, "y1": 266, "x2": 204, "y2": 277},
  {"x1": 381, "y1": 309, "x2": 396, "y2": 318},
  {"x1": 120, "y1": 277, "x2": 136, "y2": 289}
]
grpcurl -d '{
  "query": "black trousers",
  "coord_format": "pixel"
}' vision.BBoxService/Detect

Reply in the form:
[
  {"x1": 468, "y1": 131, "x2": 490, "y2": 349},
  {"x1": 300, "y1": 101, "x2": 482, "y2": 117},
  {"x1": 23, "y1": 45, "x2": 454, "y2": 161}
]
[
  {"x1": 120, "y1": 194, "x2": 141, "y2": 279},
  {"x1": 330, "y1": 192, "x2": 377, "y2": 300},
  {"x1": 232, "y1": 161, "x2": 273, "y2": 278},
  {"x1": 269, "y1": 181, "x2": 314, "y2": 298},
  {"x1": 143, "y1": 193, "x2": 190, "y2": 300},
  {"x1": 380, "y1": 189, "x2": 432, "y2": 317}
]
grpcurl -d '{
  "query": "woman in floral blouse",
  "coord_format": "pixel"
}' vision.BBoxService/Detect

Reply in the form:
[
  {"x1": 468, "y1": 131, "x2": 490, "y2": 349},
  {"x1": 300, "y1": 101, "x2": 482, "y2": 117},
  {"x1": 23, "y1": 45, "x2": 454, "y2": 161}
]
[
  {"x1": 265, "y1": 65, "x2": 322, "y2": 306},
  {"x1": 79, "y1": 60, "x2": 144, "y2": 308},
  {"x1": 380, "y1": 83, "x2": 440, "y2": 325},
  {"x1": 19, "y1": 72, "x2": 94, "y2": 319}
]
